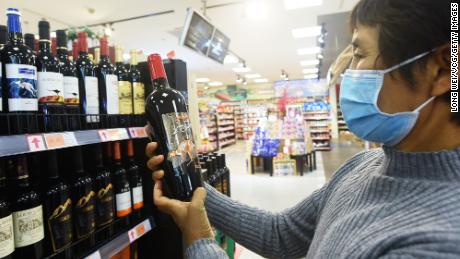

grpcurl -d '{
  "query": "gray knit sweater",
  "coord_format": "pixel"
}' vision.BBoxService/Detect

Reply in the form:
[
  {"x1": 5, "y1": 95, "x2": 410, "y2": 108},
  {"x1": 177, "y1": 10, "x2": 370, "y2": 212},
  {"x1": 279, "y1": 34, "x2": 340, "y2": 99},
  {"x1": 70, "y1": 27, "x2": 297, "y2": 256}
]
[{"x1": 185, "y1": 146, "x2": 460, "y2": 258}]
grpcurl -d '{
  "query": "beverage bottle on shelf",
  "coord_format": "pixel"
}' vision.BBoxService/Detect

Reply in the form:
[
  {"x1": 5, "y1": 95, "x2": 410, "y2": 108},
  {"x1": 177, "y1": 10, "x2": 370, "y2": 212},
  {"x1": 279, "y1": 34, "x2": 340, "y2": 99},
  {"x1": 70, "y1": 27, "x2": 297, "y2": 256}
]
[
  {"x1": 1, "y1": 8, "x2": 38, "y2": 134},
  {"x1": 219, "y1": 154, "x2": 230, "y2": 196},
  {"x1": 112, "y1": 141, "x2": 132, "y2": 229},
  {"x1": 0, "y1": 24, "x2": 6, "y2": 48},
  {"x1": 0, "y1": 158, "x2": 14, "y2": 259},
  {"x1": 23, "y1": 33, "x2": 36, "y2": 65},
  {"x1": 43, "y1": 150, "x2": 72, "y2": 259},
  {"x1": 96, "y1": 37, "x2": 118, "y2": 117},
  {"x1": 71, "y1": 41, "x2": 78, "y2": 61},
  {"x1": 211, "y1": 156, "x2": 223, "y2": 192},
  {"x1": 0, "y1": 25, "x2": 6, "y2": 117},
  {"x1": 205, "y1": 158, "x2": 214, "y2": 185},
  {"x1": 145, "y1": 54, "x2": 203, "y2": 201},
  {"x1": 70, "y1": 147, "x2": 95, "y2": 256},
  {"x1": 36, "y1": 20, "x2": 65, "y2": 132},
  {"x1": 93, "y1": 47, "x2": 100, "y2": 65},
  {"x1": 114, "y1": 46, "x2": 133, "y2": 115},
  {"x1": 125, "y1": 140, "x2": 144, "y2": 220},
  {"x1": 9, "y1": 156, "x2": 44, "y2": 258},
  {"x1": 128, "y1": 49, "x2": 145, "y2": 115},
  {"x1": 56, "y1": 30, "x2": 80, "y2": 129},
  {"x1": 51, "y1": 37, "x2": 56, "y2": 57},
  {"x1": 75, "y1": 32, "x2": 99, "y2": 124}
]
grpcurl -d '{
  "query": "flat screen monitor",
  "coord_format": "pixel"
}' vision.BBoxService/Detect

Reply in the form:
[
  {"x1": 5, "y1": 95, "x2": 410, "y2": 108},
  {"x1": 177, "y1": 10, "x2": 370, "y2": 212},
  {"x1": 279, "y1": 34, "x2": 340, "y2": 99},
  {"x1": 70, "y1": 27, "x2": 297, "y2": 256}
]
[{"x1": 208, "y1": 29, "x2": 230, "y2": 64}]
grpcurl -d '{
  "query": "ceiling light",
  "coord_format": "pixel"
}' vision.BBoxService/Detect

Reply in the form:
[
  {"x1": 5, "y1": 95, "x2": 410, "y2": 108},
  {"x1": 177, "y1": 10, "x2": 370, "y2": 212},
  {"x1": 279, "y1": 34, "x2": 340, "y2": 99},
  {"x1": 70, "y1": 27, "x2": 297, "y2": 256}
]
[
  {"x1": 300, "y1": 59, "x2": 320, "y2": 66},
  {"x1": 208, "y1": 81, "x2": 223, "y2": 86},
  {"x1": 303, "y1": 68, "x2": 319, "y2": 74},
  {"x1": 297, "y1": 47, "x2": 321, "y2": 55},
  {"x1": 195, "y1": 78, "x2": 210, "y2": 83},
  {"x1": 291, "y1": 26, "x2": 321, "y2": 38},
  {"x1": 304, "y1": 74, "x2": 318, "y2": 79},
  {"x1": 245, "y1": 1, "x2": 269, "y2": 20},
  {"x1": 104, "y1": 24, "x2": 113, "y2": 37},
  {"x1": 254, "y1": 78, "x2": 268, "y2": 83},
  {"x1": 317, "y1": 53, "x2": 324, "y2": 59},
  {"x1": 232, "y1": 67, "x2": 251, "y2": 73},
  {"x1": 284, "y1": 0, "x2": 322, "y2": 10},
  {"x1": 224, "y1": 54, "x2": 239, "y2": 64},
  {"x1": 245, "y1": 73, "x2": 261, "y2": 79}
]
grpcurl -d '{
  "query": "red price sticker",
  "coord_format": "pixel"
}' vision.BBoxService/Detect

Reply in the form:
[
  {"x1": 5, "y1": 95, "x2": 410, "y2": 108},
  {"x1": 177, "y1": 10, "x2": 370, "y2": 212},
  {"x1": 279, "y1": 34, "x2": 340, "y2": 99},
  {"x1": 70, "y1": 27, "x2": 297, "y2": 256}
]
[
  {"x1": 128, "y1": 127, "x2": 147, "y2": 138},
  {"x1": 98, "y1": 130, "x2": 108, "y2": 142},
  {"x1": 44, "y1": 133, "x2": 65, "y2": 149},
  {"x1": 106, "y1": 129, "x2": 121, "y2": 141},
  {"x1": 26, "y1": 134, "x2": 46, "y2": 152},
  {"x1": 128, "y1": 220, "x2": 151, "y2": 243}
]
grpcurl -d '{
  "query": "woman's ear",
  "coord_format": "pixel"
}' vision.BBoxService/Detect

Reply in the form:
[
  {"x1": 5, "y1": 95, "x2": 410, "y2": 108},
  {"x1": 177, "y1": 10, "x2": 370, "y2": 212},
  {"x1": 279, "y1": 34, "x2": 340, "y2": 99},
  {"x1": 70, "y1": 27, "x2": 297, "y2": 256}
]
[{"x1": 428, "y1": 44, "x2": 452, "y2": 97}]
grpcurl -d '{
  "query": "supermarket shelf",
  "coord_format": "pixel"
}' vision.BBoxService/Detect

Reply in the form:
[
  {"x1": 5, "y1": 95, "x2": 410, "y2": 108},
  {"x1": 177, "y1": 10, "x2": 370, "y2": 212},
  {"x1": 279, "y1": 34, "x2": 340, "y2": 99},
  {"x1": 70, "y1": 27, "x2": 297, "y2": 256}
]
[
  {"x1": 219, "y1": 139, "x2": 236, "y2": 148},
  {"x1": 304, "y1": 117, "x2": 330, "y2": 121},
  {"x1": 218, "y1": 133, "x2": 235, "y2": 139},
  {"x1": 218, "y1": 127, "x2": 235, "y2": 132},
  {"x1": 312, "y1": 137, "x2": 331, "y2": 141},
  {"x1": 85, "y1": 217, "x2": 155, "y2": 259},
  {"x1": 309, "y1": 125, "x2": 329, "y2": 128},
  {"x1": 338, "y1": 120, "x2": 347, "y2": 124},
  {"x1": 304, "y1": 111, "x2": 329, "y2": 114},
  {"x1": 310, "y1": 130, "x2": 330, "y2": 133},
  {"x1": 219, "y1": 122, "x2": 235, "y2": 127},
  {"x1": 315, "y1": 146, "x2": 332, "y2": 151},
  {"x1": 0, "y1": 127, "x2": 147, "y2": 157}
]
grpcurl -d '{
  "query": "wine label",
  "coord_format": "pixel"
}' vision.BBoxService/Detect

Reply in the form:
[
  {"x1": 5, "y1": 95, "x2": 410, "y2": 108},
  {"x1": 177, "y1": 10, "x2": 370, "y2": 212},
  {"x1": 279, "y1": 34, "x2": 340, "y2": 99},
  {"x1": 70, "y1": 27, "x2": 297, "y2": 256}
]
[
  {"x1": 0, "y1": 214, "x2": 14, "y2": 257},
  {"x1": 5, "y1": 64, "x2": 38, "y2": 112},
  {"x1": 84, "y1": 76, "x2": 99, "y2": 123},
  {"x1": 74, "y1": 191, "x2": 96, "y2": 239},
  {"x1": 96, "y1": 183, "x2": 115, "y2": 226},
  {"x1": 12, "y1": 205, "x2": 45, "y2": 248},
  {"x1": 163, "y1": 112, "x2": 198, "y2": 167},
  {"x1": 115, "y1": 191, "x2": 132, "y2": 217},
  {"x1": 105, "y1": 74, "x2": 119, "y2": 114},
  {"x1": 132, "y1": 186, "x2": 144, "y2": 210},
  {"x1": 37, "y1": 71, "x2": 64, "y2": 104},
  {"x1": 63, "y1": 76, "x2": 79, "y2": 104},
  {"x1": 133, "y1": 82, "x2": 145, "y2": 114},
  {"x1": 48, "y1": 198, "x2": 72, "y2": 252},
  {"x1": 118, "y1": 80, "x2": 133, "y2": 114}
]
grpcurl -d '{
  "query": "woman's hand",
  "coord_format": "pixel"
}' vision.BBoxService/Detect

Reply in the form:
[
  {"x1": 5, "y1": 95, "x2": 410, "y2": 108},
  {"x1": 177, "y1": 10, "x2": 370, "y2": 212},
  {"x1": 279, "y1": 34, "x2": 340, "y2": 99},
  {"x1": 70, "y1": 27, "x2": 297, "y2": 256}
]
[{"x1": 146, "y1": 142, "x2": 214, "y2": 246}]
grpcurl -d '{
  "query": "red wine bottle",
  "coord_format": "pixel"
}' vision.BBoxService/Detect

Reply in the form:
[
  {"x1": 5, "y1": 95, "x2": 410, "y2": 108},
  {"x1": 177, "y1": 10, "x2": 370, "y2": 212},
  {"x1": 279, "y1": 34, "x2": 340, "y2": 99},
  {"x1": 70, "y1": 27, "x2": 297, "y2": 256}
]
[
  {"x1": 0, "y1": 25, "x2": 7, "y2": 132},
  {"x1": 125, "y1": 140, "x2": 143, "y2": 220},
  {"x1": 128, "y1": 50, "x2": 144, "y2": 115},
  {"x1": 23, "y1": 33, "x2": 36, "y2": 66},
  {"x1": 0, "y1": 158, "x2": 14, "y2": 259},
  {"x1": 36, "y1": 20, "x2": 65, "y2": 132},
  {"x1": 96, "y1": 37, "x2": 118, "y2": 116},
  {"x1": 114, "y1": 46, "x2": 133, "y2": 115},
  {"x1": 112, "y1": 141, "x2": 132, "y2": 229},
  {"x1": 145, "y1": 54, "x2": 203, "y2": 201}
]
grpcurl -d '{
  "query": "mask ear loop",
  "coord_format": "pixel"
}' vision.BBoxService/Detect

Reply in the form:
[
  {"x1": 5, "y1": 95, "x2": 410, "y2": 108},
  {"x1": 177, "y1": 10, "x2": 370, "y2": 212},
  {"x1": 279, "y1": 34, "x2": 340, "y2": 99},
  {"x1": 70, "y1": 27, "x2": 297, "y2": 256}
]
[
  {"x1": 382, "y1": 49, "x2": 436, "y2": 74},
  {"x1": 414, "y1": 96, "x2": 436, "y2": 112}
]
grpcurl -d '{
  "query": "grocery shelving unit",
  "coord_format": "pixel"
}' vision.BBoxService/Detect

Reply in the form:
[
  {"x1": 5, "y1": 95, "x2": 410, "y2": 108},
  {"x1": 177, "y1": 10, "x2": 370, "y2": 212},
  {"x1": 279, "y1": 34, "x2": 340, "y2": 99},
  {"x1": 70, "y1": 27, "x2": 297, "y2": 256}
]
[
  {"x1": 198, "y1": 109, "x2": 218, "y2": 152},
  {"x1": 304, "y1": 110, "x2": 332, "y2": 151},
  {"x1": 235, "y1": 105, "x2": 268, "y2": 140},
  {"x1": 337, "y1": 105, "x2": 349, "y2": 133},
  {"x1": 216, "y1": 105, "x2": 236, "y2": 149}
]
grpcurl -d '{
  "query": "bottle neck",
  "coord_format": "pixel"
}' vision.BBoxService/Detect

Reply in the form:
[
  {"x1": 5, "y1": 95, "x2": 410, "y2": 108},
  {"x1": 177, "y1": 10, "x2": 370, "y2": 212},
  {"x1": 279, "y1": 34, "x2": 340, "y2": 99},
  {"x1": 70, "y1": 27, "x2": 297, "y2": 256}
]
[
  {"x1": 153, "y1": 77, "x2": 168, "y2": 89},
  {"x1": 8, "y1": 32, "x2": 23, "y2": 44},
  {"x1": 39, "y1": 40, "x2": 51, "y2": 53},
  {"x1": 57, "y1": 47, "x2": 68, "y2": 57}
]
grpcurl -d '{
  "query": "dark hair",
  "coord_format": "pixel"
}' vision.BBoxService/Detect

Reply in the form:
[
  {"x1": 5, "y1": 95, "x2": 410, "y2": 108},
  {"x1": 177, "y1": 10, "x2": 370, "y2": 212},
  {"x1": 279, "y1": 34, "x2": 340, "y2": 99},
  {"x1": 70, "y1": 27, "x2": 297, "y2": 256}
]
[{"x1": 350, "y1": 0, "x2": 458, "y2": 123}]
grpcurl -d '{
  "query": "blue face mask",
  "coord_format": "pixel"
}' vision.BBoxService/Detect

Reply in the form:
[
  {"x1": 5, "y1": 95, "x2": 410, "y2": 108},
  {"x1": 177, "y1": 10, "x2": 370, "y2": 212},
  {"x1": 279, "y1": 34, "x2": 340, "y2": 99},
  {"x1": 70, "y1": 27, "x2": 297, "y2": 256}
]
[{"x1": 340, "y1": 51, "x2": 436, "y2": 146}]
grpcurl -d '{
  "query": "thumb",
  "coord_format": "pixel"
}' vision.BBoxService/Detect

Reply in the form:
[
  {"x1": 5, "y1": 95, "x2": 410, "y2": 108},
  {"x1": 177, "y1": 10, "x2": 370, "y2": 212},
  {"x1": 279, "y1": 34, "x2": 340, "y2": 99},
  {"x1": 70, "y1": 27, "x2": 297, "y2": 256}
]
[{"x1": 190, "y1": 187, "x2": 206, "y2": 208}]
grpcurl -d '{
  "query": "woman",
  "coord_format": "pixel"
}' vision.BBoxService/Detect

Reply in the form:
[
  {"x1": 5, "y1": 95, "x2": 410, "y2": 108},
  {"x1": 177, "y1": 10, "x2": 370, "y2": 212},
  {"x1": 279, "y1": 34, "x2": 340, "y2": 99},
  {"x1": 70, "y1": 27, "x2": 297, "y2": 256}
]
[{"x1": 147, "y1": 0, "x2": 460, "y2": 258}]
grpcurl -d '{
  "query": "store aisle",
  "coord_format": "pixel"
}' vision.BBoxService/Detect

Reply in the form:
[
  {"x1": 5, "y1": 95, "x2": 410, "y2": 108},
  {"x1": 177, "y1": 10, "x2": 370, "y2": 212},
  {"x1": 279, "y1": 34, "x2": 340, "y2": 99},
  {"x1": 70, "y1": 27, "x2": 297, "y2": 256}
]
[{"x1": 220, "y1": 141, "x2": 326, "y2": 258}]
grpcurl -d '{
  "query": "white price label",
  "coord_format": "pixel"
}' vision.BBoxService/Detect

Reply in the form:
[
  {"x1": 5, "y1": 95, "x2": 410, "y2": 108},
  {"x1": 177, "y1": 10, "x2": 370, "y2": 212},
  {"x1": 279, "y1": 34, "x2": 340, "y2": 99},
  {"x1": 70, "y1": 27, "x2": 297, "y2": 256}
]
[
  {"x1": 26, "y1": 134, "x2": 46, "y2": 151},
  {"x1": 129, "y1": 127, "x2": 148, "y2": 138},
  {"x1": 128, "y1": 219, "x2": 151, "y2": 243},
  {"x1": 84, "y1": 251, "x2": 101, "y2": 259},
  {"x1": 44, "y1": 132, "x2": 78, "y2": 149}
]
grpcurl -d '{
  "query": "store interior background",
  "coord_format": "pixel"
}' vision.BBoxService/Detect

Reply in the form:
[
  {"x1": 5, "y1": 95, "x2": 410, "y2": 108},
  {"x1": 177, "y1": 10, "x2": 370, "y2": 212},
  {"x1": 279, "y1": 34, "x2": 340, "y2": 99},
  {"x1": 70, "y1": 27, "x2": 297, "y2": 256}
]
[{"x1": 1, "y1": 0, "x2": 366, "y2": 258}]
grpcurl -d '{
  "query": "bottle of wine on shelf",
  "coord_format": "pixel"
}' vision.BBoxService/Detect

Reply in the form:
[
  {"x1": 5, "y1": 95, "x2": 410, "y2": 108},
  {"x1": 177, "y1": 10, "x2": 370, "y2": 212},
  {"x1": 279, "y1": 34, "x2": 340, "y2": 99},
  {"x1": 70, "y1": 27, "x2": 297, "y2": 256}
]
[
  {"x1": 23, "y1": 33, "x2": 36, "y2": 65},
  {"x1": 96, "y1": 37, "x2": 119, "y2": 118},
  {"x1": 0, "y1": 158, "x2": 14, "y2": 259},
  {"x1": 112, "y1": 141, "x2": 132, "y2": 229},
  {"x1": 36, "y1": 20, "x2": 65, "y2": 132},
  {"x1": 71, "y1": 41, "x2": 78, "y2": 62},
  {"x1": 128, "y1": 50, "x2": 145, "y2": 115},
  {"x1": 125, "y1": 140, "x2": 143, "y2": 220},
  {"x1": 9, "y1": 156, "x2": 44, "y2": 259},
  {"x1": 43, "y1": 150, "x2": 72, "y2": 259},
  {"x1": 0, "y1": 25, "x2": 6, "y2": 116},
  {"x1": 75, "y1": 32, "x2": 99, "y2": 124},
  {"x1": 93, "y1": 48, "x2": 100, "y2": 65},
  {"x1": 114, "y1": 46, "x2": 133, "y2": 115},
  {"x1": 219, "y1": 154, "x2": 230, "y2": 196},
  {"x1": 145, "y1": 54, "x2": 203, "y2": 201},
  {"x1": 56, "y1": 29, "x2": 80, "y2": 129},
  {"x1": 1, "y1": 8, "x2": 38, "y2": 134},
  {"x1": 70, "y1": 147, "x2": 95, "y2": 257},
  {"x1": 51, "y1": 37, "x2": 57, "y2": 57}
]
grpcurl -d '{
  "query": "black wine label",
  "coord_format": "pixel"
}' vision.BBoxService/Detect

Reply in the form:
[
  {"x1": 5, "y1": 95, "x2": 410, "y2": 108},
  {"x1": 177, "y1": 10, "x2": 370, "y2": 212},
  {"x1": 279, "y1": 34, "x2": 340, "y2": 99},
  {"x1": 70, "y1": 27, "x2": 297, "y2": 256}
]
[
  {"x1": 96, "y1": 183, "x2": 115, "y2": 226},
  {"x1": 74, "y1": 191, "x2": 96, "y2": 239},
  {"x1": 48, "y1": 198, "x2": 72, "y2": 252}
]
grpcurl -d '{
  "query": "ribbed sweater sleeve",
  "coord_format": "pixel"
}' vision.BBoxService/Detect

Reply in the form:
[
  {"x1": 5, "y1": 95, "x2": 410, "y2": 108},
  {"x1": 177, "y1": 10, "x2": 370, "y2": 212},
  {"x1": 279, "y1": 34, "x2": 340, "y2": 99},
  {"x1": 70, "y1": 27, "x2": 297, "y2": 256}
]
[{"x1": 185, "y1": 239, "x2": 229, "y2": 259}]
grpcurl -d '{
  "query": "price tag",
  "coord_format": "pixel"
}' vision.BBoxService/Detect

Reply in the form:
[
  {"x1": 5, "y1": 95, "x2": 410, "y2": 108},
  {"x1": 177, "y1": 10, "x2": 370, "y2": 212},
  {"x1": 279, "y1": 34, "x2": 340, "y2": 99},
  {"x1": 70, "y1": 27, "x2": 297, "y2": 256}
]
[
  {"x1": 44, "y1": 132, "x2": 78, "y2": 149},
  {"x1": 98, "y1": 130, "x2": 108, "y2": 142},
  {"x1": 128, "y1": 219, "x2": 152, "y2": 243},
  {"x1": 129, "y1": 127, "x2": 148, "y2": 138},
  {"x1": 84, "y1": 251, "x2": 101, "y2": 259},
  {"x1": 26, "y1": 134, "x2": 46, "y2": 152}
]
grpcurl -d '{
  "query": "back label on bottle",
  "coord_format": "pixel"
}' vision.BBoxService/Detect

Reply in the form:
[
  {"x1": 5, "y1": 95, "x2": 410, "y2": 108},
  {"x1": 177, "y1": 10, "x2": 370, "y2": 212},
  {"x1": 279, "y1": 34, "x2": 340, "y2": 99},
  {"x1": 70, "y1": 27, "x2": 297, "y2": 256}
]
[
  {"x1": 105, "y1": 74, "x2": 119, "y2": 114},
  {"x1": 48, "y1": 198, "x2": 72, "y2": 252},
  {"x1": 115, "y1": 190, "x2": 132, "y2": 217},
  {"x1": 5, "y1": 64, "x2": 38, "y2": 112},
  {"x1": 12, "y1": 205, "x2": 44, "y2": 248},
  {"x1": 132, "y1": 186, "x2": 144, "y2": 210},
  {"x1": 162, "y1": 112, "x2": 197, "y2": 167},
  {"x1": 96, "y1": 183, "x2": 115, "y2": 226},
  {"x1": 118, "y1": 81, "x2": 133, "y2": 114},
  {"x1": 74, "y1": 191, "x2": 96, "y2": 239},
  {"x1": 63, "y1": 76, "x2": 79, "y2": 104},
  {"x1": 37, "y1": 72, "x2": 64, "y2": 104},
  {"x1": 0, "y1": 214, "x2": 14, "y2": 257},
  {"x1": 133, "y1": 82, "x2": 145, "y2": 114},
  {"x1": 84, "y1": 76, "x2": 99, "y2": 115}
]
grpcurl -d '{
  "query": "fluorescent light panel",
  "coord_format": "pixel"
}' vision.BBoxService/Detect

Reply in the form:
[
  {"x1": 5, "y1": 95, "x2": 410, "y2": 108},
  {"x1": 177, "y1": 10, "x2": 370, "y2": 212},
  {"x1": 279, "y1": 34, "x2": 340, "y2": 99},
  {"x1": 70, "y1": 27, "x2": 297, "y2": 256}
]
[
  {"x1": 292, "y1": 26, "x2": 321, "y2": 38},
  {"x1": 300, "y1": 59, "x2": 320, "y2": 66},
  {"x1": 297, "y1": 47, "x2": 321, "y2": 55},
  {"x1": 284, "y1": 0, "x2": 322, "y2": 10},
  {"x1": 232, "y1": 67, "x2": 251, "y2": 73},
  {"x1": 224, "y1": 54, "x2": 239, "y2": 64},
  {"x1": 195, "y1": 78, "x2": 210, "y2": 83},
  {"x1": 303, "y1": 68, "x2": 319, "y2": 74},
  {"x1": 254, "y1": 78, "x2": 268, "y2": 83},
  {"x1": 245, "y1": 73, "x2": 261, "y2": 79},
  {"x1": 304, "y1": 74, "x2": 318, "y2": 79},
  {"x1": 208, "y1": 81, "x2": 223, "y2": 86}
]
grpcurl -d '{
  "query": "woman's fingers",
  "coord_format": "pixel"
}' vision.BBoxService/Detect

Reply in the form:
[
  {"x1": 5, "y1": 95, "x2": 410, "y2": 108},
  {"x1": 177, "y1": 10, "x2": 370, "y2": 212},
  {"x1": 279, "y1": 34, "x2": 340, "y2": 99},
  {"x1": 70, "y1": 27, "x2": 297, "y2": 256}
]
[
  {"x1": 152, "y1": 170, "x2": 164, "y2": 181},
  {"x1": 145, "y1": 142, "x2": 158, "y2": 158},
  {"x1": 153, "y1": 180, "x2": 186, "y2": 216},
  {"x1": 190, "y1": 187, "x2": 207, "y2": 209},
  {"x1": 147, "y1": 154, "x2": 164, "y2": 171}
]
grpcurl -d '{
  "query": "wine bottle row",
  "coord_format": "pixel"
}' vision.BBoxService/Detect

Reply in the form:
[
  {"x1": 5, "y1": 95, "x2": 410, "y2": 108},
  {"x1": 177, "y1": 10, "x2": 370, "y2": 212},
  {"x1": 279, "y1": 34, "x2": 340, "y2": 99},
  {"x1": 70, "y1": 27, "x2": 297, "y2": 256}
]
[
  {"x1": 0, "y1": 8, "x2": 146, "y2": 135},
  {"x1": 198, "y1": 153, "x2": 230, "y2": 196},
  {"x1": 0, "y1": 140, "x2": 144, "y2": 259}
]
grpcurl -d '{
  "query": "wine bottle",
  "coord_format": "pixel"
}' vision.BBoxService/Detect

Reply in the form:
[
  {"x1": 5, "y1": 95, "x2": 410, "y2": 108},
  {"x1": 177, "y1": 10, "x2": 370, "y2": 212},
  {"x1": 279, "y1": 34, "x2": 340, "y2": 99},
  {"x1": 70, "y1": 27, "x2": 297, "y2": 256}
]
[
  {"x1": 56, "y1": 30, "x2": 80, "y2": 129},
  {"x1": 125, "y1": 140, "x2": 143, "y2": 220},
  {"x1": 9, "y1": 156, "x2": 44, "y2": 258},
  {"x1": 70, "y1": 147, "x2": 95, "y2": 256},
  {"x1": 145, "y1": 54, "x2": 203, "y2": 201},
  {"x1": 0, "y1": 25, "x2": 6, "y2": 121},
  {"x1": 1, "y1": 8, "x2": 38, "y2": 134},
  {"x1": 0, "y1": 158, "x2": 14, "y2": 259},
  {"x1": 43, "y1": 150, "x2": 72, "y2": 258},
  {"x1": 51, "y1": 37, "x2": 57, "y2": 57},
  {"x1": 112, "y1": 141, "x2": 132, "y2": 229},
  {"x1": 75, "y1": 32, "x2": 99, "y2": 124},
  {"x1": 219, "y1": 154, "x2": 230, "y2": 196},
  {"x1": 71, "y1": 41, "x2": 78, "y2": 61},
  {"x1": 93, "y1": 48, "x2": 100, "y2": 65},
  {"x1": 128, "y1": 50, "x2": 144, "y2": 115},
  {"x1": 114, "y1": 46, "x2": 133, "y2": 115},
  {"x1": 36, "y1": 20, "x2": 65, "y2": 132},
  {"x1": 96, "y1": 37, "x2": 118, "y2": 117}
]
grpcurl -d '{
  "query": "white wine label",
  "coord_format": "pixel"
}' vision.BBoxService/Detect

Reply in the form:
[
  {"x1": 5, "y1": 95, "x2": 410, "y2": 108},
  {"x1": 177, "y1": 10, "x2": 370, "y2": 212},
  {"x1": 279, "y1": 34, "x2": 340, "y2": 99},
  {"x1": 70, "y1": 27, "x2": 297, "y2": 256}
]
[
  {"x1": 105, "y1": 74, "x2": 119, "y2": 114},
  {"x1": 132, "y1": 186, "x2": 144, "y2": 209},
  {"x1": 115, "y1": 191, "x2": 132, "y2": 217},
  {"x1": 6, "y1": 64, "x2": 38, "y2": 111},
  {"x1": 37, "y1": 71, "x2": 64, "y2": 104},
  {"x1": 118, "y1": 80, "x2": 133, "y2": 114},
  {"x1": 0, "y1": 214, "x2": 14, "y2": 258},
  {"x1": 84, "y1": 76, "x2": 99, "y2": 123},
  {"x1": 63, "y1": 76, "x2": 79, "y2": 104},
  {"x1": 12, "y1": 205, "x2": 44, "y2": 248},
  {"x1": 133, "y1": 82, "x2": 145, "y2": 114}
]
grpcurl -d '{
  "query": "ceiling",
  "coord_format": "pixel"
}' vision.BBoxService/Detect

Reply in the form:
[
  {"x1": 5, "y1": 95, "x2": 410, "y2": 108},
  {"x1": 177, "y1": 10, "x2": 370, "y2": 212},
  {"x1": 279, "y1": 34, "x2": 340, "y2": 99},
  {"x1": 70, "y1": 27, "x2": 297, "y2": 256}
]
[{"x1": 0, "y1": 0, "x2": 358, "y2": 85}]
